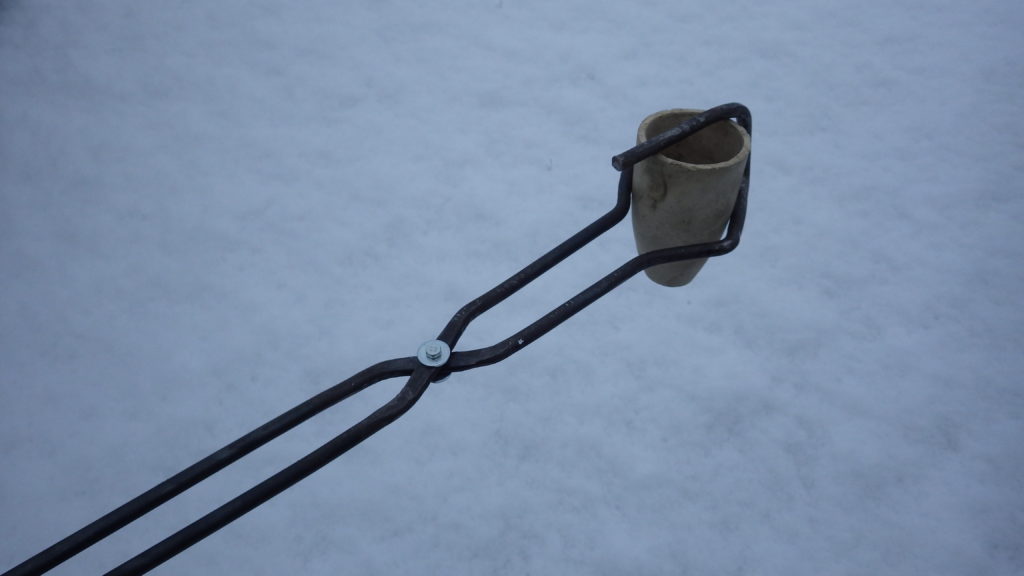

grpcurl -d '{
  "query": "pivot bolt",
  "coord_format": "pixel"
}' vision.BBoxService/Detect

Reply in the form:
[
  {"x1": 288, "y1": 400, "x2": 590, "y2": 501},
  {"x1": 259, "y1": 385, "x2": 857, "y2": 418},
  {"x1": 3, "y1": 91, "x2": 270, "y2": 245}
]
[
  {"x1": 417, "y1": 339, "x2": 451, "y2": 367},
  {"x1": 425, "y1": 343, "x2": 442, "y2": 360}
]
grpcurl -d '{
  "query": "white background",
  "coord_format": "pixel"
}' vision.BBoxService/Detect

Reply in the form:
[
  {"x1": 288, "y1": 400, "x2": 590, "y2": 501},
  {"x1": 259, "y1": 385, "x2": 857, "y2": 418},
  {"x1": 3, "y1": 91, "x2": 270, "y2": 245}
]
[{"x1": 2, "y1": 1, "x2": 1022, "y2": 574}]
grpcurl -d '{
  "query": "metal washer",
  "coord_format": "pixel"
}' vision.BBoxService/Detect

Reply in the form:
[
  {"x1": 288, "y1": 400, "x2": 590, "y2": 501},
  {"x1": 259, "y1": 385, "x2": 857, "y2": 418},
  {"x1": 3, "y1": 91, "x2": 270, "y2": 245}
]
[{"x1": 417, "y1": 339, "x2": 451, "y2": 367}]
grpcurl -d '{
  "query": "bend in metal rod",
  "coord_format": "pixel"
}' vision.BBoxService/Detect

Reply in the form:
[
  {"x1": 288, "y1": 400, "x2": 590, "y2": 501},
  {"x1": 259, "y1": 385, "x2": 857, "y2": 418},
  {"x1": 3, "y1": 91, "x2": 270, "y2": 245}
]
[
  {"x1": 436, "y1": 168, "x2": 633, "y2": 348},
  {"x1": 611, "y1": 102, "x2": 752, "y2": 171},
  {"x1": 447, "y1": 166, "x2": 750, "y2": 373},
  {"x1": 437, "y1": 103, "x2": 752, "y2": 380}
]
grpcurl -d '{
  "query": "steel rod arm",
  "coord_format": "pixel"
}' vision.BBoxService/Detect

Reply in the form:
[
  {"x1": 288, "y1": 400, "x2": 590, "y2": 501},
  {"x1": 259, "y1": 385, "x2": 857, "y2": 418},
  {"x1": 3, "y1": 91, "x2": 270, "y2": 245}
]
[
  {"x1": 436, "y1": 168, "x2": 633, "y2": 349},
  {"x1": 447, "y1": 166, "x2": 749, "y2": 373},
  {"x1": 438, "y1": 103, "x2": 751, "y2": 365},
  {"x1": 2, "y1": 357, "x2": 419, "y2": 576},
  {"x1": 103, "y1": 366, "x2": 438, "y2": 576},
  {"x1": 445, "y1": 105, "x2": 751, "y2": 373},
  {"x1": 611, "y1": 102, "x2": 751, "y2": 171}
]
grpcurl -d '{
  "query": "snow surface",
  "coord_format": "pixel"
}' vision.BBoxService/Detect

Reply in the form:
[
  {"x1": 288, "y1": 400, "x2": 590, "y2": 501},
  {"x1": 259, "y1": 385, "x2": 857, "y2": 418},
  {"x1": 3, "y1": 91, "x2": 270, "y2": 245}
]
[{"x1": 2, "y1": 1, "x2": 1023, "y2": 574}]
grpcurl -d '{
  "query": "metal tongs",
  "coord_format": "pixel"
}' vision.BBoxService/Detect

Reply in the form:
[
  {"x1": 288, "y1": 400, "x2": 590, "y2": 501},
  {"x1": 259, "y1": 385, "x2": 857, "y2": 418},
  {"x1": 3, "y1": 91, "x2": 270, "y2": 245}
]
[{"x1": 4, "y1": 103, "x2": 752, "y2": 576}]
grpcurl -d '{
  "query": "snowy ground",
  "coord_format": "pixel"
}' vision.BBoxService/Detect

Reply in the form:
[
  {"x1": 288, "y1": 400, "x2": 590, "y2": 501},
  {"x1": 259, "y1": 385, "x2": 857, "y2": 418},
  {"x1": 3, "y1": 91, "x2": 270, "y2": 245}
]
[{"x1": 2, "y1": 1, "x2": 1023, "y2": 574}]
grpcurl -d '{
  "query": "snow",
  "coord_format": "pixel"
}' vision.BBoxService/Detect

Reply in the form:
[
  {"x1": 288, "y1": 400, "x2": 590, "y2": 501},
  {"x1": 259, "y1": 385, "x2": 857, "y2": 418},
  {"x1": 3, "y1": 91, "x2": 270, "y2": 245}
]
[{"x1": 2, "y1": 1, "x2": 1023, "y2": 574}]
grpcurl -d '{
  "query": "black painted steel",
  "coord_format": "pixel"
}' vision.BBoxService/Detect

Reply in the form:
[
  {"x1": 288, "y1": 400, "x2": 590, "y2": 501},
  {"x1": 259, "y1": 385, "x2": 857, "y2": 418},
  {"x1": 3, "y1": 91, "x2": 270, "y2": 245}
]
[
  {"x1": 435, "y1": 166, "x2": 634, "y2": 350},
  {"x1": 104, "y1": 366, "x2": 438, "y2": 576},
  {"x1": 447, "y1": 170, "x2": 749, "y2": 374},
  {"x1": 611, "y1": 102, "x2": 752, "y2": 171},
  {"x1": 2, "y1": 357, "x2": 420, "y2": 576},
  {"x1": 3, "y1": 104, "x2": 751, "y2": 576}
]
